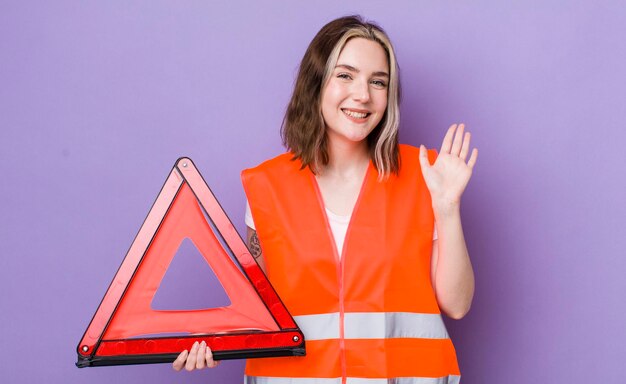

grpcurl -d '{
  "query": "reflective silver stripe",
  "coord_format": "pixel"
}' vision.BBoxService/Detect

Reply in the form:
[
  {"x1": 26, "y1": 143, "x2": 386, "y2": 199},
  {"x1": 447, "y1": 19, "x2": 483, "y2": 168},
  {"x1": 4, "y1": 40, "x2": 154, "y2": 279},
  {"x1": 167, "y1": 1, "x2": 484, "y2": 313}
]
[
  {"x1": 348, "y1": 376, "x2": 461, "y2": 384},
  {"x1": 245, "y1": 376, "x2": 341, "y2": 384},
  {"x1": 344, "y1": 312, "x2": 449, "y2": 339},
  {"x1": 245, "y1": 377, "x2": 460, "y2": 384},
  {"x1": 293, "y1": 313, "x2": 340, "y2": 341},
  {"x1": 293, "y1": 312, "x2": 449, "y2": 341}
]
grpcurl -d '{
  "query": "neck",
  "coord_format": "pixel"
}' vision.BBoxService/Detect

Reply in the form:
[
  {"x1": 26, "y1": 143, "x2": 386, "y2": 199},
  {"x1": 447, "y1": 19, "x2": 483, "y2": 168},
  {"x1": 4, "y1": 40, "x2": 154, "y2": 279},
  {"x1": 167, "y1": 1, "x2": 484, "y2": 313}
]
[{"x1": 321, "y1": 135, "x2": 370, "y2": 178}]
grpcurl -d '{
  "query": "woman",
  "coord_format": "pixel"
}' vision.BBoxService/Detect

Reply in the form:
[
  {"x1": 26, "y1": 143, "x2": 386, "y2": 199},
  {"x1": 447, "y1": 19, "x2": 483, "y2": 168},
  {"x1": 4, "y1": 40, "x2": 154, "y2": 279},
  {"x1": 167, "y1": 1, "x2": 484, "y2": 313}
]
[{"x1": 174, "y1": 15, "x2": 477, "y2": 383}]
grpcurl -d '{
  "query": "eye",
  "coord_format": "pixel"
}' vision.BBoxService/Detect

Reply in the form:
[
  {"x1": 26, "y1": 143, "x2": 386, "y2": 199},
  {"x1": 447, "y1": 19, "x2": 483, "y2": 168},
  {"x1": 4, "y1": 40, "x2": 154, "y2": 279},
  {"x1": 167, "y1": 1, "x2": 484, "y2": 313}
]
[
  {"x1": 371, "y1": 79, "x2": 387, "y2": 88},
  {"x1": 337, "y1": 73, "x2": 352, "y2": 80}
]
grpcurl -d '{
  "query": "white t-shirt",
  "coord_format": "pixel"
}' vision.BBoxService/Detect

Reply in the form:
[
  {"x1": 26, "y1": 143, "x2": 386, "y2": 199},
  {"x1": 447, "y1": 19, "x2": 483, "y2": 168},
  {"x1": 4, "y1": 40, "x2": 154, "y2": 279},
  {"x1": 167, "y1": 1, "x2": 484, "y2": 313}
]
[{"x1": 245, "y1": 200, "x2": 437, "y2": 259}]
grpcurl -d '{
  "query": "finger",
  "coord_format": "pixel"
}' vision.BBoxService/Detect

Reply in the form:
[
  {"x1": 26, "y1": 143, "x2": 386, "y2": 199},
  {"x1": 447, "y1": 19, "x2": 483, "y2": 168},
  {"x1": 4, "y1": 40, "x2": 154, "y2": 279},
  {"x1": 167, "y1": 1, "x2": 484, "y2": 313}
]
[
  {"x1": 196, "y1": 341, "x2": 207, "y2": 370},
  {"x1": 418, "y1": 145, "x2": 430, "y2": 170},
  {"x1": 450, "y1": 123, "x2": 465, "y2": 156},
  {"x1": 440, "y1": 124, "x2": 457, "y2": 154},
  {"x1": 172, "y1": 350, "x2": 188, "y2": 371},
  {"x1": 467, "y1": 148, "x2": 478, "y2": 169},
  {"x1": 206, "y1": 345, "x2": 219, "y2": 368},
  {"x1": 185, "y1": 341, "x2": 199, "y2": 371},
  {"x1": 460, "y1": 132, "x2": 471, "y2": 161}
]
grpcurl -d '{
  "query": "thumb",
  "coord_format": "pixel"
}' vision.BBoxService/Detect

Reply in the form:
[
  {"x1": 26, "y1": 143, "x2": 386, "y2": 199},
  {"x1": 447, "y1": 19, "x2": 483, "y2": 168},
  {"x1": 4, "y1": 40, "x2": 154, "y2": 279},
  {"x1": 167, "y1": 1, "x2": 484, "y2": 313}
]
[{"x1": 418, "y1": 145, "x2": 430, "y2": 170}]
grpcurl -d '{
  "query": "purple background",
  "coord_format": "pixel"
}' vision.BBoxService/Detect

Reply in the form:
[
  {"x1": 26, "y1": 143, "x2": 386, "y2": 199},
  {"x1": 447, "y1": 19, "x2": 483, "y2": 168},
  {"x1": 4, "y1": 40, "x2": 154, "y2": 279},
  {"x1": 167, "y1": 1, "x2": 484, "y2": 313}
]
[{"x1": 1, "y1": 1, "x2": 625, "y2": 383}]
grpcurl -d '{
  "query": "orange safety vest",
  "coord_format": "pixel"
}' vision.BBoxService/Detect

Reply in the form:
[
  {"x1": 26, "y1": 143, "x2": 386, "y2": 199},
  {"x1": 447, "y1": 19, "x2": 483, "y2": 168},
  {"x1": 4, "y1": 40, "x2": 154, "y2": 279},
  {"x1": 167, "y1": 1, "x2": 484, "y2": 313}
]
[{"x1": 241, "y1": 144, "x2": 460, "y2": 384}]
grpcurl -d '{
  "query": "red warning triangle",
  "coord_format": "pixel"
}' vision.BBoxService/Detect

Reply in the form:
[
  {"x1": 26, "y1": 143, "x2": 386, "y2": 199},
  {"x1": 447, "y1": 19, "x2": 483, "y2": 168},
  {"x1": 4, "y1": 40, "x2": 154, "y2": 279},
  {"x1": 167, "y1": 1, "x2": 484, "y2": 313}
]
[{"x1": 76, "y1": 158, "x2": 305, "y2": 367}]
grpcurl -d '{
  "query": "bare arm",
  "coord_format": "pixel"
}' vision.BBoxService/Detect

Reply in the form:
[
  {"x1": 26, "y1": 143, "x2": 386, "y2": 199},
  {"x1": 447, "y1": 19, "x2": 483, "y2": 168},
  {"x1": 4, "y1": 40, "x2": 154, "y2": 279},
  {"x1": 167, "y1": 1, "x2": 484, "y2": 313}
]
[
  {"x1": 430, "y1": 205, "x2": 475, "y2": 319},
  {"x1": 246, "y1": 226, "x2": 266, "y2": 273},
  {"x1": 421, "y1": 123, "x2": 478, "y2": 320}
]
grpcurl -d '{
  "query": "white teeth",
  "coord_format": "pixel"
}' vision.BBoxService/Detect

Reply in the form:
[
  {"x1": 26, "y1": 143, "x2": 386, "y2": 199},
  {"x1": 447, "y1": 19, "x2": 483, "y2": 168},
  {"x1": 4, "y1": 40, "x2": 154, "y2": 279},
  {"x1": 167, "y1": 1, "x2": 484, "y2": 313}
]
[{"x1": 343, "y1": 109, "x2": 368, "y2": 119}]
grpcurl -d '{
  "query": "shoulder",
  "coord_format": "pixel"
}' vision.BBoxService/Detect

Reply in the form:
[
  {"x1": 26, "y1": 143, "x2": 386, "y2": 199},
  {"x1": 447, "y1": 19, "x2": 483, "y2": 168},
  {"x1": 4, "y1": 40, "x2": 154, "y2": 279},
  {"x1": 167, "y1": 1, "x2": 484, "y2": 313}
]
[
  {"x1": 399, "y1": 143, "x2": 437, "y2": 159},
  {"x1": 243, "y1": 152, "x2": 292, "y2": 174},
  {"x1": 241, "y1": 152, "x2": 305, "y2": 184},
  {"x1": 398, "y1": 144, "x2": 437, "y2": 173}
]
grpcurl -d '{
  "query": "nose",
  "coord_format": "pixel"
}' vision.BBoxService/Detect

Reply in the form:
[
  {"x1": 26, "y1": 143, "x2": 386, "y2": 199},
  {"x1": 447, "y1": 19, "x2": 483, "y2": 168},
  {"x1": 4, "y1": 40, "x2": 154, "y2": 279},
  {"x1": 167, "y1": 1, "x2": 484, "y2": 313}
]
[{"x1": 351, "y1": 79, "x2": 370, "y2": 103}]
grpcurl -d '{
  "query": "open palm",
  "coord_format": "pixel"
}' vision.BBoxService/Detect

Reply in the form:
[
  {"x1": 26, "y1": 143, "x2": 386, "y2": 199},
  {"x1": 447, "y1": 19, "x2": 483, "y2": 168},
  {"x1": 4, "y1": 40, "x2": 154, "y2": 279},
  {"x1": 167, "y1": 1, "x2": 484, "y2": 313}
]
[{"x1": 419, "y1": 123, "x2": 478, "y2": 207}]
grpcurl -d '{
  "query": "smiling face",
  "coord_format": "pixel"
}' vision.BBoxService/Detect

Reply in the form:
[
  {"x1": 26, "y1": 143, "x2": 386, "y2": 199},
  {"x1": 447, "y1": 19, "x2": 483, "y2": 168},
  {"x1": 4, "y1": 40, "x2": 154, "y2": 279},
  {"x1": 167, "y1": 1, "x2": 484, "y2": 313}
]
[{"x1": 320, "y1": 37, "x2": 390, "y2": 147}]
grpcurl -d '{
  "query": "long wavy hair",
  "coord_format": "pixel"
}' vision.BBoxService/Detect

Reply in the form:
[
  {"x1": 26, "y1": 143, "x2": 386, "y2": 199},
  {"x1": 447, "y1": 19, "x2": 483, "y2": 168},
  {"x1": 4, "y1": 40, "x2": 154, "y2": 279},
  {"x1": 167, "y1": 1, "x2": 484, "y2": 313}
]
[{"x1": 281, "y1": 15, "x2": 401, "y2": 177}]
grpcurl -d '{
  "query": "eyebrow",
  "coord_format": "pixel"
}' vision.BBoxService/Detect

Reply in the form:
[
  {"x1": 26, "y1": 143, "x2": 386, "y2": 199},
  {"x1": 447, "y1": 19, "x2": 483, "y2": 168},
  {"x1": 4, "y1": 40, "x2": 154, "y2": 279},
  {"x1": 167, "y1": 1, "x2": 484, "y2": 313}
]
[{"x1": 336, "y1": 64, "x2": 389, "y2": 78}]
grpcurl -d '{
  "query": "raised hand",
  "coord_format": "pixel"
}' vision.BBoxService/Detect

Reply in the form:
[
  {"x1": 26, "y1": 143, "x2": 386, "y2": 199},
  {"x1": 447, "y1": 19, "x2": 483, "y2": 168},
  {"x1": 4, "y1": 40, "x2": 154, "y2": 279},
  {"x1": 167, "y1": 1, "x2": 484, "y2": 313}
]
[{"x1": 418, "y1": 123, "x2": 478, "y2": 212}]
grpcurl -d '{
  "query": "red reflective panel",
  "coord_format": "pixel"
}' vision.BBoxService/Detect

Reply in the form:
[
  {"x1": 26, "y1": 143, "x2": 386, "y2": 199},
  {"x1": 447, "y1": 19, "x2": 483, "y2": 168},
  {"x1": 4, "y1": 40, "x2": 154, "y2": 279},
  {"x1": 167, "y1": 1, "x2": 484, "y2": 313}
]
[{"x1": 76, "y1": 158, "x2": 304, "y2": 367}]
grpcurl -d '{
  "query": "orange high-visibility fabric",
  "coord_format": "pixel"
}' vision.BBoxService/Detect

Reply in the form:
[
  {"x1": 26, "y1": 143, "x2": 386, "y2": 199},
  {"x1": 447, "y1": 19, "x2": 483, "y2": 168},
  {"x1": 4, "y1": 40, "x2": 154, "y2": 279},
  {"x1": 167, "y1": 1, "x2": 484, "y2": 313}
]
[{"x1": 241, "y1": 144, "x2": 460, "y2": 380}]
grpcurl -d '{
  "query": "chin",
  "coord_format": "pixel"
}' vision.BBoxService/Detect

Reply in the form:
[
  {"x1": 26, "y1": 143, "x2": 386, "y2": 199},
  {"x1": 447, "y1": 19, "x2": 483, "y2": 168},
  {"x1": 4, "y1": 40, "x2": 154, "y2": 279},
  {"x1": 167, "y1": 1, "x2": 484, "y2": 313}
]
[{"x1": 340, "y1": 132, "x2": 370, "y2": 143}]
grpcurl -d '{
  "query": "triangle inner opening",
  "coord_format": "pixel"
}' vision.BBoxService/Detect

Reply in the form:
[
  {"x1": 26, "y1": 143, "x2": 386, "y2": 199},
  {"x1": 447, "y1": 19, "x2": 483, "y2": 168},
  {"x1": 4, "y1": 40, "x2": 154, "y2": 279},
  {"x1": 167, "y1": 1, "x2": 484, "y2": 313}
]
[{"x1": 151, "y1": 237, "x2": 231, "y2": 310}]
